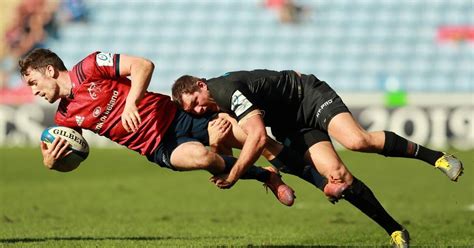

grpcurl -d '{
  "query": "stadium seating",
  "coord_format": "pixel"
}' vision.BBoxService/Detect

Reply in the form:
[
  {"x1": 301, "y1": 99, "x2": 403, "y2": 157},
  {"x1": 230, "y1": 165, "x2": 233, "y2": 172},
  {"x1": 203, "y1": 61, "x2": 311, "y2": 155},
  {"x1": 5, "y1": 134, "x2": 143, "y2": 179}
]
[{"x1": 45, "y1": 0, "x2": 473, "y2": 92}]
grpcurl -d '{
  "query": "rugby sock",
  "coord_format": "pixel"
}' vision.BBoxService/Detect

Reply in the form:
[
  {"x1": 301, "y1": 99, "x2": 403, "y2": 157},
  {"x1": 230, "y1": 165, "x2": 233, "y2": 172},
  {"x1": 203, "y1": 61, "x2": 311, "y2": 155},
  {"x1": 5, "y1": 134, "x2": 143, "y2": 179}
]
[
  {"x1": 380, "y1": 131, "x2": 443, "y2": 166},
  {"x1": 269, "y1": 146, "x2": 306, "y2": 173},
  {"x1": 221, "y1": 155, "x2": 270, "y2": 182},
  {"x1": 342, "y1": 177, "x2": 402, "y2": 235},
  {"x1": 269, "y1": 146, "x2": 326, "y2": 190},
  {"x1": 298, "y1": 165, "x2": 327, "y2": 191}
]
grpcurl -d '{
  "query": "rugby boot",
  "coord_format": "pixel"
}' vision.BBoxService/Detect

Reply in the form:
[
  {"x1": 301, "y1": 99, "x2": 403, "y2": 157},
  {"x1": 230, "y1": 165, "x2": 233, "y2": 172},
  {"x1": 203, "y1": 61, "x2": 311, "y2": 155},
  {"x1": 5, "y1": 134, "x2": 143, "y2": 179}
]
[
  {"x1": 435, "y1": 153, "x2": 464, "y2": 181},
  {"x1": 263, "y1": 166, "x2": 295, "y2": 206},
  {"x1": 324, "y1": 181, "x2": 349, "y2": 204},
  {"x1": 390, "y1": 229, "x2": 410, "y2": 248}
]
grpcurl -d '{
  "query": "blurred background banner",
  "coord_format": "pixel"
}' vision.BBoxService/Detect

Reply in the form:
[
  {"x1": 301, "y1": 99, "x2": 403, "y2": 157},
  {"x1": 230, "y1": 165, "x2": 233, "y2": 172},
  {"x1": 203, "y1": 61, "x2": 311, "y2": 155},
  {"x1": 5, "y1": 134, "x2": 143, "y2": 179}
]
[{"x1": 1, "y1": 0, "x2": 472, "y2": 148}]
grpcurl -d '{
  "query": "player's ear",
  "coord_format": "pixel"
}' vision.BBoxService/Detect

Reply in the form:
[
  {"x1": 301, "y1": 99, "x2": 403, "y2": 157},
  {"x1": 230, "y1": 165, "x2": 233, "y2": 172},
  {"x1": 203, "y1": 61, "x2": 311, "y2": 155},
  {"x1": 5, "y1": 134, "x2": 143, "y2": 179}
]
[
  {"x1": 197, "y1": 80, "x2": 207, "y2": 90},
  {"x1": 46, "y1": 65, "x2": 59, "y2": 78}
]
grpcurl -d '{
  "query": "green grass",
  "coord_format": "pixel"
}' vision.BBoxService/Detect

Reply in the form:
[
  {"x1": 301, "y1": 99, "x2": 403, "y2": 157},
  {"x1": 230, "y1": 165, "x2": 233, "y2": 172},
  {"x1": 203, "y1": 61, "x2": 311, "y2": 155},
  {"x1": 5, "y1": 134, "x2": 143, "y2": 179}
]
[{"x1": 1, "y1": 147, "x2": 473, "y2": 247}]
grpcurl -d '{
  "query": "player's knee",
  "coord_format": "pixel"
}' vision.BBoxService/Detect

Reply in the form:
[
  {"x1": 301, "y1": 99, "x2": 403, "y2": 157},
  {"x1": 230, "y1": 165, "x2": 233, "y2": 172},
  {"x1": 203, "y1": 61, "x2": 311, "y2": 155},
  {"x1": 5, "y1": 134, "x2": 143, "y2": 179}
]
[
  {"x1": 342, "y1": 135, "x2": 371, "y2": 152},
  {"x1": 191, "y1": 148, "x2": 216, "y2": 169}
]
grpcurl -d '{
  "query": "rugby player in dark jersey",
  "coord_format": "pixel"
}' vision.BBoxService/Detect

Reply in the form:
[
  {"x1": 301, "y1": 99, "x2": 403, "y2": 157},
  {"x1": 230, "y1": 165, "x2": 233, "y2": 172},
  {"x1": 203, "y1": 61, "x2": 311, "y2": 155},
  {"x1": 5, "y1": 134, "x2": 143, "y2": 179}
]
[
  {"x1": 19, "y1": 49, "x2": 303, "y2": 207},
  {"x1": 172, "y1": 70, "x2": 463, "y2": 247}
]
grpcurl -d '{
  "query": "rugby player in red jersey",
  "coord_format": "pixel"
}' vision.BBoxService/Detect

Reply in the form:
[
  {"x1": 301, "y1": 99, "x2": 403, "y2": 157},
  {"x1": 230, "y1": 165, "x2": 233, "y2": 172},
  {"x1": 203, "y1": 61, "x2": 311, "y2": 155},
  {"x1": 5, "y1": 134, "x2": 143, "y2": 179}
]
[{"x1": 19, "y1": 48, "x2": 310, "y2": 206}]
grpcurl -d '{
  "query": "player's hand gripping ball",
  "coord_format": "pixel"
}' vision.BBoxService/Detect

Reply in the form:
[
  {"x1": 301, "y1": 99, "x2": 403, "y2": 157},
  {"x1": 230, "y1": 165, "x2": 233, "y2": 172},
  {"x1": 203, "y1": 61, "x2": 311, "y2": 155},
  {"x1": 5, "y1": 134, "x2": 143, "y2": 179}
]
[{"x1": 41, "y1": 126, "x2": 89, "y2": 167}]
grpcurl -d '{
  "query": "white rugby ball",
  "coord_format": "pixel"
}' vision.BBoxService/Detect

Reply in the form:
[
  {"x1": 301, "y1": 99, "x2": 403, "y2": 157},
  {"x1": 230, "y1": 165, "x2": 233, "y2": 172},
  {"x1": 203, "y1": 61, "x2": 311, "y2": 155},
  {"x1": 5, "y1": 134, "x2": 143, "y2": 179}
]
[{"x1": 41, "y1": 126, "x2": 89, "y2": 164}]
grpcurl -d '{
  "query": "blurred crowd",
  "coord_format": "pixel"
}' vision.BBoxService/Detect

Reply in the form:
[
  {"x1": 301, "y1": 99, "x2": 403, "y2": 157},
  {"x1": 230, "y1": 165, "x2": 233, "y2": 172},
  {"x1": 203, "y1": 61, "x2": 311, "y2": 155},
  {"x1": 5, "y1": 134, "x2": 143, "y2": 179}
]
[
  {"x1": 0, "y1": 0, "x2": 87, "y2": 99},
  {"x1": 264, "y1": 0, "x2": 309, "y2": 24}
]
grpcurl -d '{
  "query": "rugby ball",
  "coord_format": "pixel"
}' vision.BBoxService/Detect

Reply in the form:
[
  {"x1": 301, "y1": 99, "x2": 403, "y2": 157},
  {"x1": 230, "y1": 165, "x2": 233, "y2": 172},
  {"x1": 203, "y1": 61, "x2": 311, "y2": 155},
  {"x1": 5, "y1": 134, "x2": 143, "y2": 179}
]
[{"x1": 41, "y1": 126, "x2": 89, "y2": 166}]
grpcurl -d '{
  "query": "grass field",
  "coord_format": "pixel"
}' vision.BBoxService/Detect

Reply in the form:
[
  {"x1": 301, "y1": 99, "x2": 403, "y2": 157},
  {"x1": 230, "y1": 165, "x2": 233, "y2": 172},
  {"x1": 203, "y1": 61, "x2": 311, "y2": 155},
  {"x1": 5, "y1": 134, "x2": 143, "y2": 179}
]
[{"x1": 1, "y1": 147, "x2": 473, "y2": 247}]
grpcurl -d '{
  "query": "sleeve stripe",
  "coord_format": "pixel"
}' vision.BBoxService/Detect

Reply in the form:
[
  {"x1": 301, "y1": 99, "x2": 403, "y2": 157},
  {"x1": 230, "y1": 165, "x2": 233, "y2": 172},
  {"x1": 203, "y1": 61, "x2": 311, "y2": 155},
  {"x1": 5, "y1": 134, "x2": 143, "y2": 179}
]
[
  {"x1": 76, "y1": 61, "x2": 86, "y2": 82},
  {"x1": 115, "y1": 54, "x2": 120, "y2": 78}
]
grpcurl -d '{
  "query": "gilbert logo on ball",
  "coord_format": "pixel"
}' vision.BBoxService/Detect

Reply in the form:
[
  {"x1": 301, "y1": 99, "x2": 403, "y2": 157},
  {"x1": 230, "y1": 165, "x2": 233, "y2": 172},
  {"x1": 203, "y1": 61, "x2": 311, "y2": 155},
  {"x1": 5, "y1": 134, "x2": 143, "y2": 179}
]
[{"x1": 41, "y1": 126, "x2": 89, "y2": 160}]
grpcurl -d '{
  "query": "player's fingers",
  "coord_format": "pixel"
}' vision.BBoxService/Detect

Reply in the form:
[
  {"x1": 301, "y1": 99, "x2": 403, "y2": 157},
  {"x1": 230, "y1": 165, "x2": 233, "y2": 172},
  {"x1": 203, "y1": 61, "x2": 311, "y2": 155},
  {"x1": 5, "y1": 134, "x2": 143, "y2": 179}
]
[
  {"x1": 134, "y1": 111, "x2": 141, "y2": 124},
  {"x1": 50, "y1": 137, "x2": 63, "y2": 153},
  {"x1": 130, "y1": 114, "x2": 140, "y2": 132},
  {"x1": 40, "y1": 142, "x2": 51, "y2": 159},
  {"x1": 222, "y1": 121, "x2": 231, "y2": 132},
  {"x1": 56, "y1": 147, "x2": 67, "y2": 159},
  {"x1": 127, "y1": 117, "x2": 138, "y2": 132},
  {"x1": 122, "y1": 116, "x2": 131, "y2": 132},
  {"x1": 50, "y1": 138, "x2": 61, "y2": 158},
  {"x1": 57, "y1": 141, "x2": 71, "y2": 159},
  {"x1": 53, "y1": 139, "x2": 68, "y2": 159},
  {"x1": 215, "y1": 179, "x2": 226, "y2": 186},
  {"x1": 40, "y1": 141, "x2": 48, "y2": 152},
  {"x1": 50, "y1": 136, "x2": 61, "y2": 151},
  {"x1": 221, "y1": 118, "x2": 229, "y2": 125}
]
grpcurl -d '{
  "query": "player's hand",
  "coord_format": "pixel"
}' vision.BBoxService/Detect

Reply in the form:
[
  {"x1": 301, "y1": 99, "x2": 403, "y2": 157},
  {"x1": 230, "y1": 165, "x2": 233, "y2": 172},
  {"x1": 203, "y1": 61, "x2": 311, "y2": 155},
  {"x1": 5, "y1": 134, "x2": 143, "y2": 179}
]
[
  {"x1": 208, "y1": 117, "x2": 232, "y2": 146},
  {"x1": 121, "y1": 102, "x2": 141, "y2": 132},
  {"x1": 40, "y1": 137, "x2": 72, "y2": 169},
  {"x1": 210, "y1": 174, "x2": 237, "y2": 189}
]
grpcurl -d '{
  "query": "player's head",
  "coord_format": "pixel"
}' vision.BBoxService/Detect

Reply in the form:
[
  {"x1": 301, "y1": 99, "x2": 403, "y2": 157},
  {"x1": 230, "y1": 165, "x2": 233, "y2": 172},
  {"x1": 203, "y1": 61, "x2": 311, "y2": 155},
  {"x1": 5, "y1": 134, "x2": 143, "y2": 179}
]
[
  {"x1": 172, "y1": 75, "x2": 219, "y2": 115},
  {"x1": 19, "y1": 48, "x2": 68, "y2": 103}
]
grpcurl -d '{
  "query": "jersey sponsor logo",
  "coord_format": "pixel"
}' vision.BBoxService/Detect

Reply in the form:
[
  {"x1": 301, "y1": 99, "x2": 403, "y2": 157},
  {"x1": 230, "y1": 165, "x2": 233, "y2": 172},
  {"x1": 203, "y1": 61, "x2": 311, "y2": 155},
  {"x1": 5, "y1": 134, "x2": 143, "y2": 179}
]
[
  {"x1": 231, "y1": 90, "x2": 253, "y2": 117},
  {"x1": 93, "y1": 106, "x2": 102, "y2": 117},
  {"x1": 94, "y1": 90, "x2": 119, "y2": 132},
  {"x1": 316, "y1": 99, "x2": 333, "y2": 119},
  {"x1": 96, "y1": 52, "x2": 113, "y2": 66},
  {"x1": 75, "y1": 115, "x2": 85, "y2": 126},
  {"x1": 87, "y1": 82, "x2": 101, "y2": 100}
]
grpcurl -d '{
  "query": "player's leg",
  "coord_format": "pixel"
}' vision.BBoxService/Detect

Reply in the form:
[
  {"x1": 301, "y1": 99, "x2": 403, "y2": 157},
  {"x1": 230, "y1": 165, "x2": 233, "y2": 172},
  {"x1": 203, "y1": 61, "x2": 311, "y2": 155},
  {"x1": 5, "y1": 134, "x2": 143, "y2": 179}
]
[
  {"x1": 217, "y1": 113, "x2": 308, "y2": 170},
  {"x1": 328, "y1": 112, "x2": 463, "y2": 181},
  {"x1": 172, "y1": 141, "x2": 295, "y2": 206},
  {"x1": 305, "y1": 140, "x2": 408, "y2": 243},
  {"x1": 210, "y1": 113, "x2": 296, "y2": 205},
  {"x1": 150, "y1": 110, "x2": 270, "y2": 182},
  {"x1": 216, "y1": 113, "x2": 327, "y2": 189},
  {"x1": 170, "y1": 141, "x2": 225, "y2": 174}
]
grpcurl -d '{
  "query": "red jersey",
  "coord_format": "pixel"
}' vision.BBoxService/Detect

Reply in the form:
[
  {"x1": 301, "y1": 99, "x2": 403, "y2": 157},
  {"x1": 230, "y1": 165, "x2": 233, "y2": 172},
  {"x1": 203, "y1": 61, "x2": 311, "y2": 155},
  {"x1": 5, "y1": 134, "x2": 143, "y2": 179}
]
[{"x1": 55, "y1": 52, "x2": 177, "y2": 155}]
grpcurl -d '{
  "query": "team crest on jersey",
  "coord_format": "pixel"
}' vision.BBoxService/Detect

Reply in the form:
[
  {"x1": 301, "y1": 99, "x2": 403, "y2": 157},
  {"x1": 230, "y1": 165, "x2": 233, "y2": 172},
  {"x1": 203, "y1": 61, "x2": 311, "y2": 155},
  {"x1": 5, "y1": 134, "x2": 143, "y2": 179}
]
[
  {"x1": 87, "y1": 82, "x2": 101, "y2": 100},
  {"x1": 75, "y1": 116, "x2": 85, "y2": 126},
  {"x1": 231, "y1": 90, "x2": 253, "y2": 117},
  {"x1": 93, "y1": 107, "x2": 102, "y2": 117},
  {"x1": 96, "y1": 52, "x2": 113, "y2": 66}
]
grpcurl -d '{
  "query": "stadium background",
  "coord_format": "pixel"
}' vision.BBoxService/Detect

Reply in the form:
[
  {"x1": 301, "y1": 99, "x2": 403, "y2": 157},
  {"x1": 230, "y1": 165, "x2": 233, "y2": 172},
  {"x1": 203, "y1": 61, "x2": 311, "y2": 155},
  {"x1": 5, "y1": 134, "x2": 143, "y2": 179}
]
[{"x1": 1, "y1": 0, "x2": 473, "y2": 246}]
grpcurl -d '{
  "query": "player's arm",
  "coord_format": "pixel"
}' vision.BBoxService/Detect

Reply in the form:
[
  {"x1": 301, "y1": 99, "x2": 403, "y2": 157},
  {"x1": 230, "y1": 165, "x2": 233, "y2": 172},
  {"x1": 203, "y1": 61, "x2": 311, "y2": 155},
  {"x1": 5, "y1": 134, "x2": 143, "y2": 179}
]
[
  {"x1": 40, "y1": 137, "x2": 78, "y2": 172},
  {"x1": 218, "y1": 109, "x2": 267, "y2": 188},
  {"x1": 118, "y1": 54, "x2": 155, "y2": 132}
]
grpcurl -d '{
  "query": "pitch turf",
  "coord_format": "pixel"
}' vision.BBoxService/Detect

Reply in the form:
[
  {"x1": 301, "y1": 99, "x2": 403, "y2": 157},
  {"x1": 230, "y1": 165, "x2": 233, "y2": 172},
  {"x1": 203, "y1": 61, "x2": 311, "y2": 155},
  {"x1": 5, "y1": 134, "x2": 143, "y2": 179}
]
[{"x1": 1, "y1": 147, "x2": 473, "y2": 247}]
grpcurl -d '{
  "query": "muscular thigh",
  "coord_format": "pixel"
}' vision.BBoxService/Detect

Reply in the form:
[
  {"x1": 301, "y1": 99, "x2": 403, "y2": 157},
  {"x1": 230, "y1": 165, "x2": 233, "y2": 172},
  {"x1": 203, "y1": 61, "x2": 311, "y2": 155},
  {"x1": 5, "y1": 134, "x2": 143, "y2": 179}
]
[
  {"x1": 328, "y1": 112, "x2": 384, "y2": 151},
  {"x1": 170, "y1": 141, "x2": 210, "y2": 170}
]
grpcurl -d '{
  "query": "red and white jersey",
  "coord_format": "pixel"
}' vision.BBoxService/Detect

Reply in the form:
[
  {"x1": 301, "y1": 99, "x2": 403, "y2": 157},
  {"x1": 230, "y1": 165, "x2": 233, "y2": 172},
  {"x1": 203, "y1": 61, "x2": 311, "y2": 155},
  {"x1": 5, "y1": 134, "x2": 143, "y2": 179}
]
[{"x1": 55, "y1": 52, "x2": 177, "y2": 155}]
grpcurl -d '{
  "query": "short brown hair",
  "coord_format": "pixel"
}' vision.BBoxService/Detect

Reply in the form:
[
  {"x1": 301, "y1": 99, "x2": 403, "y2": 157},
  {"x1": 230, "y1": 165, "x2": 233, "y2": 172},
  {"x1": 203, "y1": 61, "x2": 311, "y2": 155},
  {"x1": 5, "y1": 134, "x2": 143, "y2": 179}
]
[
  {"x1": 171, "y1": 75, "x2": 205, "y2": 106},
  {"x1": 18, "y1": 48, "x2": 67, "y2": 76}
]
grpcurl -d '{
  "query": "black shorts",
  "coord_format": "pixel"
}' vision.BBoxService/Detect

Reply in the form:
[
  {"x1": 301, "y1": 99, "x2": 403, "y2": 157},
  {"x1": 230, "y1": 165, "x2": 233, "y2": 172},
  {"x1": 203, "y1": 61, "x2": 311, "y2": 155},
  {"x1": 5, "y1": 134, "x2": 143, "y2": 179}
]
[
  {"x1": 300, "y1": 74, "x2": 350, "y2": 131},
  {"x1": 284, "y1": 128, "x2": 331, "y2": 154},
  {"x1": 272, "y1": 74, "x2": 349, "y2": 152},
  {"x1": 146, "y1": 110, "x2": 217, "y2": 170}
]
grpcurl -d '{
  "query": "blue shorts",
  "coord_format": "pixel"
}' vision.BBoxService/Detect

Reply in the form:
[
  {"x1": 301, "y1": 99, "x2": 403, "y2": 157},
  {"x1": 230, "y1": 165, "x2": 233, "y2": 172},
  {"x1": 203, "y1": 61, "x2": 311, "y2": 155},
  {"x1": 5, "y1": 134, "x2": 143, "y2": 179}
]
[{"x1": 146, "y1": 109, "x2": 217, "y2": 170}]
